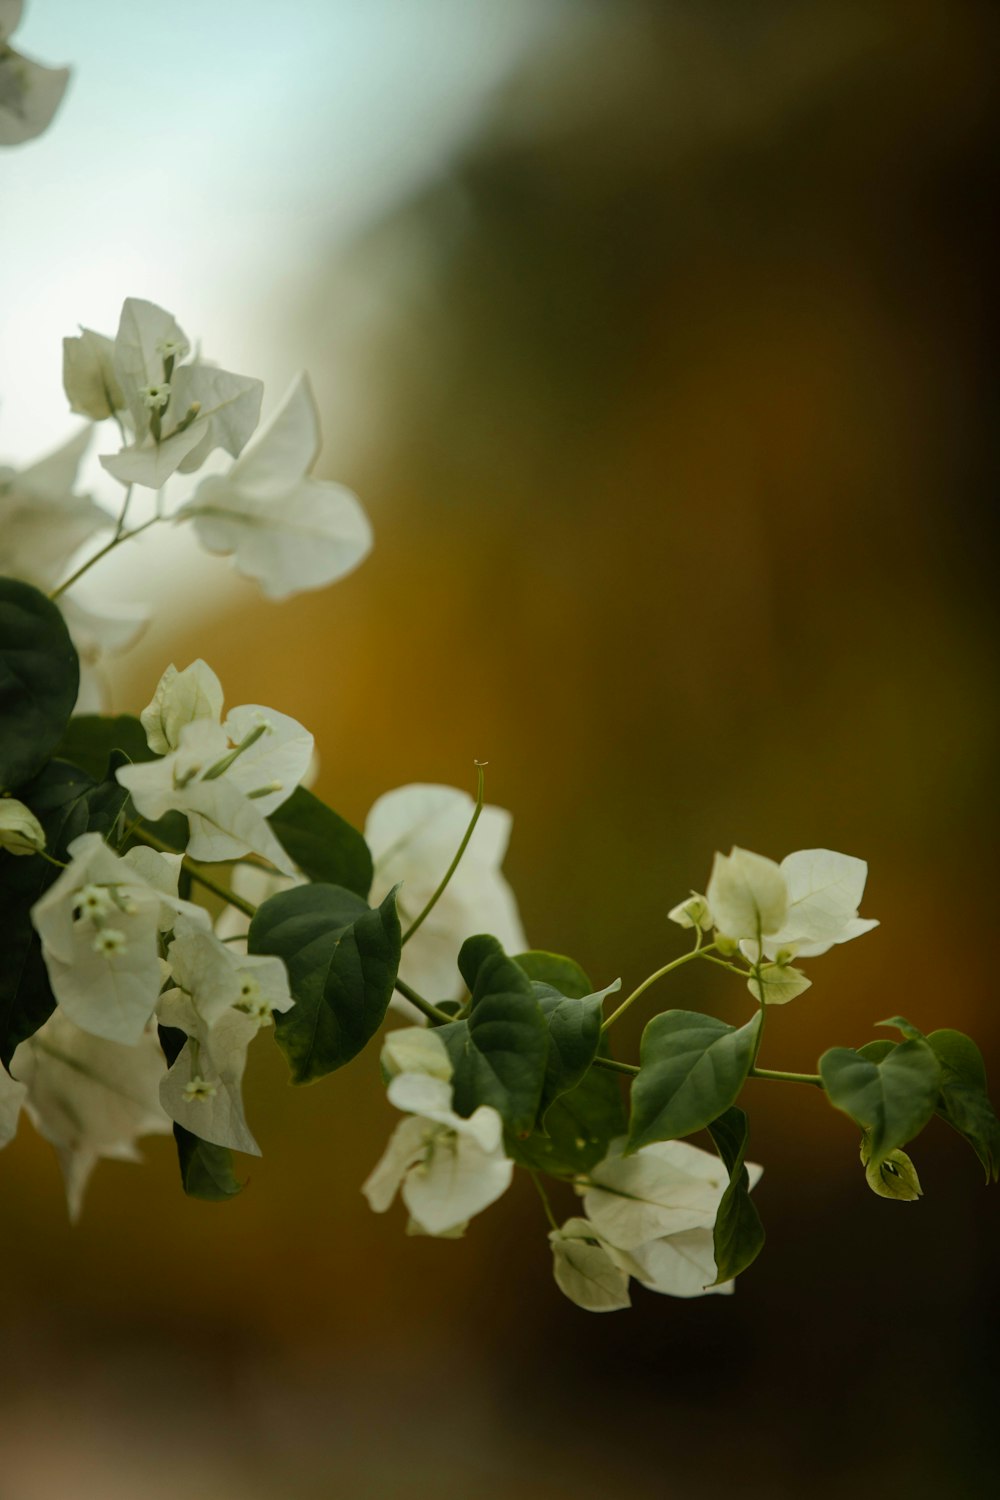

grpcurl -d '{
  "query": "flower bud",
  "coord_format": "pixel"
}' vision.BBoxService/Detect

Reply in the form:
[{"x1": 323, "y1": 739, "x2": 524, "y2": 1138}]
[
  {"x1": 667, "y1": 893, "x2": 712, "y2": 931},
  {"x1": 0, "y1": 798, "x2": 46, "y2": 856},
  {"x1": 860, "y1": 1135, "x2": 923, "y2": 1201}
]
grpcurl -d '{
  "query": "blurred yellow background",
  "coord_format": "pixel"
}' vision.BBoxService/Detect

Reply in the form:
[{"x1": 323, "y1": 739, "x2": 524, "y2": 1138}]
[{"x1": 2, "y1": 2, "x2": 997, "y2": 1496}]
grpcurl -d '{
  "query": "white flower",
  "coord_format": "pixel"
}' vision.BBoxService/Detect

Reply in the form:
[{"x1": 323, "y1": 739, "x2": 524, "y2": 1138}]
[
  {"x1": 166, "y1": 915, "x2": 292, "y2": 1030},
  {"x1": 576, "y1": 1137, "x2": 763, "y2": 1303},
  {"x1": 117, "y1": 666, "x2": 313, "y2": 870},
  {"x1": 0, "y1": 3, "x2": 70, "y2": 146},
  {"x1": 362, "y1": 1070, "x2": 513, "y2": 1236},
  {"x1": 0, "y1": 427, "x2": 110, "y2": 589},
  {"x1": 549, "y1": 1218, "x2": 632, "y2": 1312},
  {"x1": 0, "y1": 797, "x2": 45, "y2": 855},
  {"x1": 179, "y1": 373, "x2": 373, "y2": 601},
  {"x1": 705, "y1": 847, "x2": 787, "y2": 942},
  {"x1": 366, "y1": 783, "x2": 526, "y2": 1002},
  {"x1": 30, "y1": 833, "x2": 207, "y2": 1044},
  {"x1": 155, "y1": 917, "x2": 293, "y2": 1154},
  {"x1": 8, "y1": 1011, "x2": 171, "y2": 1221},
  {"x1": 98, "y1": 299, "x2": 262, "y2": 489},
  {"x1": 157, "y1": 997, "x2": 264, "y2": 1156}
]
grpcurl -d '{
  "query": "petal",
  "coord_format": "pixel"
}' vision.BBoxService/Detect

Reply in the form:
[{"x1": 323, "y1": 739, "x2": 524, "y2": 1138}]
[
  {"x1": 0, "y1": 48, "x2": 70, "y2": 146},
  {"x1": 401, "y1": 1128, "x2": 512, "y2": 1235},
  {"x1": 550, "y1": 1229, "x2": 632, "y2": 1312},
  {"x1": 583, "y1": 1138, "x2": 726, "y2": 1249},
  {"x1": 184, "y1": 473, "x2": 372, "y2": 601},
  {"x1": 224, "y1": 372, "x2": 320, "y2": 494},
  {"x1": 170, "y1": 363, "x2": 263, "y2": 467},
  {"x1": 774, "y1": 849, "x2": 869, "y2": 944},
  {"x1": 221, "y1": 703, "x2": 313, "y2": 814},
  {"x1": 629, "y1": 1226, "x2": 733, "y2": 1299},
  {"x1": 159, "y1": 1009, "x2": 262, "y2": 1156},
  {"x1": 140, "y1": 659, "x2": 225, "y2": 754},
  {"x1": 10, "y1": 1012, "x2": 170, "y2": 1222},
  {"x1": 361, "y1": 1115, "x2": 428, "y2": 1213},
  {"x1": 706, "y1": 847, "x2": 788, "y2": 939},
  {"x1": 112, "y1": 298, "x2": 190, "y2": 435}
]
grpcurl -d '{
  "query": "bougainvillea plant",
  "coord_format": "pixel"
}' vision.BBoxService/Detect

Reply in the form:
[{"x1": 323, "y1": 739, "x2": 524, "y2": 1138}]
[{"x1": 2, "y1": 5, "x2": 997, "y2": 1312}]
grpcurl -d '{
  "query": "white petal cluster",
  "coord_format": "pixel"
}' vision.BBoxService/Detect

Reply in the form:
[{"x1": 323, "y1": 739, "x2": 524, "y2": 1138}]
[
  {"x1": 362, "y1": 1028, "x2": 513, "y2": 1236},
  {"x1": 116, "y1": 660, "x2": 312, "y2": 871},
  {"x1": 3, "y1": 1011, "x2": 171, "y2": 1221},
  {"x1": 156, "y1": 916, "x2": 293, "y2": 1155},
  {"x1": 91, "y1": 299, "x2": 263, "y2": 489},
  {"x1": 366, "y1": 784, "x2": 526, "y2": 1002},
  {"x1": 668, "y1": 846, "x2": 877, "y2": 1006},
  {"x1": 30, "y1": 835, "x2": 208, "y2": 1044},
  {"x1": 0, "y1": 2, "x2": 70, "y2": 146},
  {"x1": 550, "y1": 1137, "x2": 762, "y2": 1312},
  {"x1": 179, "y1": 373, "x2": 372, "y2": 601}
]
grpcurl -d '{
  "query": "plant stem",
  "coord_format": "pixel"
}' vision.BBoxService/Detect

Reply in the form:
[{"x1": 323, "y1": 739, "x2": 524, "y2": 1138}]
[
  {"x1": 601, "y1": 938, "x2": 716, "y2": 1032},
  {"x1": 400, "y1": 763, "x2": 486, "y2": 947},
  {"x1": 592, "y1": 1055, "x2": 639, "y2": 1077},
  {"x1": 113, "y1": 483, "x2": 134, "y2": 541},
  {"x1": 528, "y1": 1170, "x2": 560, "y2": 1231},
  {"x1": 49, "y1": 514, "x2": 161, "y2": 600},
  {"x1": 393, "y1": 976, "x2": 456, "y2": 1027},
  {"x1": 591, "y1": 1054, "x2": 822, "y2": 1088},
  {"x1": 749, "y1": 1066, "x2": 823, "y2": 1088}
]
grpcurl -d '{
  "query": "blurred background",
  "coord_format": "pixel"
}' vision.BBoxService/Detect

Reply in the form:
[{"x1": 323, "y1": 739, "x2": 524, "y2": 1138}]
[{"x1": 2, "y1": 0, "x2": 998, "y2": 1495}]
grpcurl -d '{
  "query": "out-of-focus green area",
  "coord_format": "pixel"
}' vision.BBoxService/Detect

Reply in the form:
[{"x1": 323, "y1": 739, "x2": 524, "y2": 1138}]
[{"x1": 3, "y1": 3, "x2": 998, "y2": 1495}]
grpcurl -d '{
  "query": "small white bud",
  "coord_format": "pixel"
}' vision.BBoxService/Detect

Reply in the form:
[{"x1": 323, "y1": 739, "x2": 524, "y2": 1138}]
[
  {"x1": 140, "y1": 383, "x2": 171, "y2": 411},
  {"x1": 667, "y1": 892, "x2": 712, "y2": 931},
  {"x1": 0, "y1": 799, "x2": 46, "y2": 856},
  {"x1": 77, "y1": 884, "x2": 113, "y2": 919},
  {"x1": 92, "y1": 928, "x2": 128, "y2": 956},
  {"x1": 182, "y1": 1076, "x2": 218, "y2": 1103}
]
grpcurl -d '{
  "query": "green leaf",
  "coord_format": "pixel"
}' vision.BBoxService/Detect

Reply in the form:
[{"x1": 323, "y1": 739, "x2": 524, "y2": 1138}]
[
  {"x1": 1, "y1": 758, "x2": 127, "y2": 1069},
  {"x1": 857, "y1": 1039, "x2": 896, "y2": 1064},
  {"x1": 435, "y1": 935, "x2": 549, "y2": 1136},
  {"x1": 626, "y1": 1009, "x2": 762, "y2": 1152},
  {"x1": 0, "y1": 577, "x2": 80, "y2": 790},
  {"x1": 248, "y1": 883, "x2": 401, "y2": 1084},
  {"x1": 268, "y1": 786, "x2": 372, "y2": 898},
  {"x1": 707, "y1": 1106, "x2": 765, "y2": 1284},
  {"x1": 533, "y1": 980, "x2": 619, "y2": 1120},
  {"x1": 53, "y1": 713, "x2": 155, "y2": 781},
  {"x1": 926, "y1": 1028, "x2": 1000, "y2": 1182},
  {"x1": 507, "y1": 1056, "x2": 627, "y2": 1175},
  {"x1": 158, "y1": 1023, "x2": 245, "y2": 1199},
  {"x1": 514, "y1": 950, "x2": 594, "y2": 1000},
  {"x1": 819, "y1": 1040, "x2": 941, "y2": 1168},
  {"x1": 173, "y1": 1127, "x2": 247, "y2": 1200},
  {"x1": 877, "y1": 1015, "x2": 926, "y2": 1043}
]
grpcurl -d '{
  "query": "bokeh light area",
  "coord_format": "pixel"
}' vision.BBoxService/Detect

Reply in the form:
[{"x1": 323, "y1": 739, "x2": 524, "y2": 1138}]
[{"x1": 2, "y1": 2, "x2": 998, "y2": 1497}]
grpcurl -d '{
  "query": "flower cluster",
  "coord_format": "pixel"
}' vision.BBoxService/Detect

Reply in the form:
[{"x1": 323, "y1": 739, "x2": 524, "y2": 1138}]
[
  {"x1": 551, "y1": 1136, "x2": 762, "y2": 1311},
  {"x1": 670, "y1": 845, "x2": 877, "y2": 1005}
]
